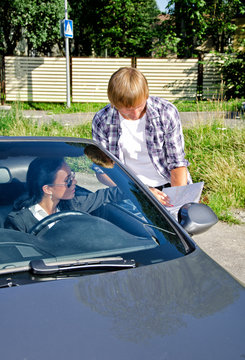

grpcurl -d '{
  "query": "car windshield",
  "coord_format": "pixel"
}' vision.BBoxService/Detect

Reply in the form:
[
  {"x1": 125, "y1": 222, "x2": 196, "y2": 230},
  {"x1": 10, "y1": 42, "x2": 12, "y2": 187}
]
[{"x1": 0, "y1": 138, "x2": 193, "y2": 283}]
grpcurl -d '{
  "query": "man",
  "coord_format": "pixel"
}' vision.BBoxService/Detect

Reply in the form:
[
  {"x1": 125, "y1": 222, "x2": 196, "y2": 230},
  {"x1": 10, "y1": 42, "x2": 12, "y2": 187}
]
[{"x1": 92, "y1": 67, "x2": 192, "y2": 206}]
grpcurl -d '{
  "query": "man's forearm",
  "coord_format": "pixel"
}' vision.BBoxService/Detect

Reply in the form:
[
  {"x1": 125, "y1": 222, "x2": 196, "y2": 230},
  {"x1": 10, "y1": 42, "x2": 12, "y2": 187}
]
[{"x1": 170, "y1": 167, "x2": 188, "y2": 186}]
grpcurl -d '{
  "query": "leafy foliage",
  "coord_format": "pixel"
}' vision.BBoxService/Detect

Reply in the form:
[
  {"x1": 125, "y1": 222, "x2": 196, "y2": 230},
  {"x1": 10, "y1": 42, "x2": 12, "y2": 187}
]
[
  {"x1": 205, "y1": 0, "x2": 244, "y2": 53},
  {"x1": 73, "y1": 0, "x2": 160, "y2": 57},
  {"x1": 153, "y1": 20, "x2": 181, "y2": 57},
  {"x1": 0, "y1": 0, "x2": 22, "y2": 55},
  {"x1": 155, "y1": 0, "x2": 245, "y2": 58},
  {"x1": 69, "y1": 0, "x2": 94, "y2": 56},
  {"x1": 221, "y1": 51, "x2": 245, "y2": 99},
  {"x1": 0, "y1": 0, "x2": 160, "y2": 57},
  {"x1": 168, "y1": 0, "x2": 207, "y2": 58},
  {"x1": 0, "y1": 0, "x2": 64, "y2": 56},
  {"x1": 1, "y1": 0, "x2": 244, "y2": 59}
]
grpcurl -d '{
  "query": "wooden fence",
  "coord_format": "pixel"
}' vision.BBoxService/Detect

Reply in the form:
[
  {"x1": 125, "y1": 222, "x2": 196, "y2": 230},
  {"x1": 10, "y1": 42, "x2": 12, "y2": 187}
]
[
  {"x1": 72, "y1": 58, "x2": 132, "y2": 102},
  {"x1": 202, "y1": 53, "x2": 224, "y2": 99},
  {"x1": 4, "y1": 55, "x2": 223, "y2": 103},
  {"x1": 137, "y1": 58, "x2": 198, "y2": 100},
  {"x1": 5, "y1": 57, "x2": 67, "y2": 102}
]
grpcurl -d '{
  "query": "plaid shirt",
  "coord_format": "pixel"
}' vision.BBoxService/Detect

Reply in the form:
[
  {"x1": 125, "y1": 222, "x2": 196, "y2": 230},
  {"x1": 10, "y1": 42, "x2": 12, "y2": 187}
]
[{"x1": 92, "y1": 96, "x2": 191, "y2": 183}]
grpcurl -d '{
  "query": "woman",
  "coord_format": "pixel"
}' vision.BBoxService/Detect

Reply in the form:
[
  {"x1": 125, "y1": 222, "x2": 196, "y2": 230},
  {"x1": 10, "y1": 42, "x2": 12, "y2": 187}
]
[{"x1": 5, "y1": 157, "x2": 122, "y2": 233}]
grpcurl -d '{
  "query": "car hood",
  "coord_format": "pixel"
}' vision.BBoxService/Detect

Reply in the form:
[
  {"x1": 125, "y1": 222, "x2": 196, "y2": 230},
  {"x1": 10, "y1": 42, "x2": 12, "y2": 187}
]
[{"x1": 0, "y1": 247, "x2": 244, "y2": 360}]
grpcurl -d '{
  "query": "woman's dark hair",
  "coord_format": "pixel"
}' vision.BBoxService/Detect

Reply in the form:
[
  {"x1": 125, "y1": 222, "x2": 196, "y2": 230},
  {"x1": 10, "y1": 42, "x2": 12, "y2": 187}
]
[{"x1": 14, "y1": 157, "x2": 64, "y2": 210}]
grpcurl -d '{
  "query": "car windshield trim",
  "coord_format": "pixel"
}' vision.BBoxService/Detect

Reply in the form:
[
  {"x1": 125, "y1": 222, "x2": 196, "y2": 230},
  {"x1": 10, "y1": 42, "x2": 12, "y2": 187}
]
[
  {"x1": 0, "y1": 241, "x2": 157, "y2": 275},
  {"x1": 0, "y1": 256, "x2": 136, "y2": 276},
  {"x1": 30, "y1": 257, "x2": 136, "y2": 275}
]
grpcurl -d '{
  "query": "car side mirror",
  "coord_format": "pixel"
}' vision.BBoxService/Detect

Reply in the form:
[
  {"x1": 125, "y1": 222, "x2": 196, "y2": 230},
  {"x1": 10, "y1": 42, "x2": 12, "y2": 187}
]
[
  {"x1": 178, "y1": 202, "x2": 218, "y2": 235},
  {"x1": 0, "y1": 167, "x2": 12, "y2": 184}
]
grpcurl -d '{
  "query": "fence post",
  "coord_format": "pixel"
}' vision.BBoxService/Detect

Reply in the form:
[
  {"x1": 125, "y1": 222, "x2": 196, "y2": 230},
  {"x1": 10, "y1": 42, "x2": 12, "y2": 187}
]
[
  {"x1": 131, "y1": 57, "x2": 137, "y2": 68},
  {"x1": 0, "y1": 57, "x2": 5, "y2": 105},
  {"x1": 197, "y1": 51, "x2": 204, "y2": 101}
]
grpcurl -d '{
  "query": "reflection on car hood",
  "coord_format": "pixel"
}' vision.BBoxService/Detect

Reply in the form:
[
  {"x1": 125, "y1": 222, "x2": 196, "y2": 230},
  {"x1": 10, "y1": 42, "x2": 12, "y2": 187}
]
[{"x1": 0, "y1": 248, "x2": 244, "y2": 360}]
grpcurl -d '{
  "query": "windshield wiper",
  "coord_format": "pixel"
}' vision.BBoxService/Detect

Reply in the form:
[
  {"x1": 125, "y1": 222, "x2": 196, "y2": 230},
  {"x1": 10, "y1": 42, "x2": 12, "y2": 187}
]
[{"x1": 30, "y1": 257, "x2": 136, "y2": 275}]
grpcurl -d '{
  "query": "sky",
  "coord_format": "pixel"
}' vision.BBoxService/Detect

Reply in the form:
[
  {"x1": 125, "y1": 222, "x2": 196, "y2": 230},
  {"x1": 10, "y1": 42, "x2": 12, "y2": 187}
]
[{"x1": 156, "y1": 0, "x2": 169, "y2": 12}]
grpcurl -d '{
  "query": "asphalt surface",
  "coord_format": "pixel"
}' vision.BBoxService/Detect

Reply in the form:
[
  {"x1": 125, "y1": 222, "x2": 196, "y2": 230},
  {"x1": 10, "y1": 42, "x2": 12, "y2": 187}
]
[
  {"x1": 1, "y1": 106, "x2": 245, "y2": 285},
  {"x1": 20, "y1": 109, "x2": 245, "y2": 128},
  {"x1": 1, "y1": 105, "x2": 244, "y2": 127},
  {"x1": 193, "y1": 222, "x2": 245, "y2": 285}
]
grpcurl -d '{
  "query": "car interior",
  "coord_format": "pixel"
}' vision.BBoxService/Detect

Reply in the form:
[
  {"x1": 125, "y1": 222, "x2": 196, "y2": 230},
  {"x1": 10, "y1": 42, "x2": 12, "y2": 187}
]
[
  {"x1": 0, "y1": 162, "x2": 28, "y2": 227},
  {"x1": 0, "y1": 140, "x2": 198, "y2": 284},
  {"x1": 0, "y1": 158, "x2": 156, "y2": 240}
]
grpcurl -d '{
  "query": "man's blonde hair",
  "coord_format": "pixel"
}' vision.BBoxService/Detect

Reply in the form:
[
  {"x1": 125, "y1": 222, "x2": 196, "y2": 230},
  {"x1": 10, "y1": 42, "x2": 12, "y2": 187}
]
[
  {"x1": 108, "y1": 67, "x2": 149, "y2": 108},
  {"x1": 84, "y1": 145, "x2": 114, "y2": 168}
]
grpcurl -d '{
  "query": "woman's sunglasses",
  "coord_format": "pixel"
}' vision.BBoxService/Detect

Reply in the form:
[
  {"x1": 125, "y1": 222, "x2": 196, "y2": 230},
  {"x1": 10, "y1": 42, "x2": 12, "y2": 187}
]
[{"x1": 48, "y1": 171, "x2": 75, "y2": 188}]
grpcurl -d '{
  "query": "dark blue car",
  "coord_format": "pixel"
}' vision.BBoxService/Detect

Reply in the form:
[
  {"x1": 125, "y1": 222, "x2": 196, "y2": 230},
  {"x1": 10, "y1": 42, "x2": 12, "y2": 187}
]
[{"x1": 0, "y1": 137, "x2": 244, "y2": 360}]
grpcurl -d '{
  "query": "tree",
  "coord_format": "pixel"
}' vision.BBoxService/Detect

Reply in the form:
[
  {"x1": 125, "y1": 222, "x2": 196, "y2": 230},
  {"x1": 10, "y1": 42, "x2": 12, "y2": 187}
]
[
  {"x1": 0, "y1": 0, "x2": 22, "y2": 56},
  {"x1": 205, "y1": 0, "x2": 245, "y2": 53},
  {"x1": 221, "y1": 51, "x2": 245, "y2": 99},
  {"x1": 73, "y1": 0, "x2": 160, "y2": 57},
  {"x1": 69, "y1": 0, "x2": 95, "y2": 56},
  {"x1": 0, "y1": 0, "x2": 64, "y2": 56},
  {"x1": 155, "y1": 0, "x2": 245, "y2": 58},
  {"x1": 172, "y1": 0, "x2": 208, "y2": 57},
  {"x1": 157, "y1": 0, "x2": 207, "y2": 57}
]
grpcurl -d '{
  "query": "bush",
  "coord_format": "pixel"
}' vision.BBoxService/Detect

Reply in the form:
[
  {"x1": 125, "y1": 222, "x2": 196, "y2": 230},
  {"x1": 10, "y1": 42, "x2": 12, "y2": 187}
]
[{"x1": 221, "y1": 51, "x2": 245, "y2": 99}]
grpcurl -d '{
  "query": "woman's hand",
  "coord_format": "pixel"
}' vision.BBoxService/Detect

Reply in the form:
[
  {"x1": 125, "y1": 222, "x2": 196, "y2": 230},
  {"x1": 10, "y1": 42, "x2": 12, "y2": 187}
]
[{"x1": 149, "y1": 187, "x2": 173, "y2": 207}]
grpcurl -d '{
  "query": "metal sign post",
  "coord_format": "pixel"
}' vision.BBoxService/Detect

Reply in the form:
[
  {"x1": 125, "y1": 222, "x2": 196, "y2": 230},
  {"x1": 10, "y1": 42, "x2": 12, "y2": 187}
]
[{"x1": 64, "y1": 0, "x2": 72, "y2": 108}]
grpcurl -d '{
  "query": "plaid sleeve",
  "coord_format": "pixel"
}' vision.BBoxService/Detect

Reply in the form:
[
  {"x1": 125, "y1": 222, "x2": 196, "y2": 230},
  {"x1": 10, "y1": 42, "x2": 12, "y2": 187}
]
[
  {"x1": 162, "y1": 103, "x2": 189, "y2": 170},
  {"x1": 92, "y1": 109, "x2": 109, "y2": 149}
]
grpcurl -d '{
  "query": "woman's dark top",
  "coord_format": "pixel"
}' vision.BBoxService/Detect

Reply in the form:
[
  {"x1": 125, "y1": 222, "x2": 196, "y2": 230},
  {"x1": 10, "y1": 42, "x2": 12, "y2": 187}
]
[{"x1": 4, "y1": 186, "x2": 123, "y2": 233}]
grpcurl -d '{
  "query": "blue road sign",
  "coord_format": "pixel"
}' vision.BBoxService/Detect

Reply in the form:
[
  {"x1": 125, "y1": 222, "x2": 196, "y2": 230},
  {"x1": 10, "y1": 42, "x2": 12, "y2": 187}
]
[{"x1": 64, "y1": 20, "x2": 73, "y2": 38}]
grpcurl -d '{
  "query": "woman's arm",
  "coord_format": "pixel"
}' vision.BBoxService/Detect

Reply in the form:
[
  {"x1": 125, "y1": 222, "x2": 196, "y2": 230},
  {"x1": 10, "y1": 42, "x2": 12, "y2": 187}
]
[{"x1": 69, "y1": 187, "x2": 124, "y2": 214}]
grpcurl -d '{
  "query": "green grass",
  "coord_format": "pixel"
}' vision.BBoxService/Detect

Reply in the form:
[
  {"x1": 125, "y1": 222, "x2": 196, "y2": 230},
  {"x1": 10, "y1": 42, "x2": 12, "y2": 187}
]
[
  {"x1": 7, "y1": 101, "x2": 108, "y2": 114},
  {"x1": 1, "y1": 104, "x2": 245, "y2": 223},
  {"x1": 6, "y1": 98, "x2": 245, "y2": 114},
  {"x1": 0, "y1": 106, "x2": 93, "y2": 138},
  {"x1": 173, "y1": 98, "x2": 245, "y2": 113},
  {"x1": 184, "y1": 122, "x2": 245, "y2": 223}
]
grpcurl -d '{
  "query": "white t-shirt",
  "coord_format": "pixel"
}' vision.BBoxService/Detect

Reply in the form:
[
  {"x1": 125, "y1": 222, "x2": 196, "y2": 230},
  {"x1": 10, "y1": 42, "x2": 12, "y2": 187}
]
[{"x1": 118, "y1": 113, "x2": 168, "y2": 187}]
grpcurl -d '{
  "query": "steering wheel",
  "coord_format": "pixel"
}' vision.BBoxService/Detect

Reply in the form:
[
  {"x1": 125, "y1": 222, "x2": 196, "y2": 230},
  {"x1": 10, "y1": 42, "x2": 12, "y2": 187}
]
[{"x1": 28, "y1": 210, "x2": 86, "y2": 236}]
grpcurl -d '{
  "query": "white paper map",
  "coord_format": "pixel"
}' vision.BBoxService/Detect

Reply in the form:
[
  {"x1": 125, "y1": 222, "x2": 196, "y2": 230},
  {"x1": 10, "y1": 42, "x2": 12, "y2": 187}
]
[{"x1": 163, "y1": 182, "x2": 204, "y2": 219}]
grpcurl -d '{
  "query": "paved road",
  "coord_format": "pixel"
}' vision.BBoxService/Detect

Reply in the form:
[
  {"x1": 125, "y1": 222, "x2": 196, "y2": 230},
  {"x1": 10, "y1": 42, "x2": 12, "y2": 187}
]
[
  {"x1": 193, "y1": 222, "x2": 245, "y2": 285},
  {"x1": 22, "y1": 110, "x2": 95, "y2": 125},
  {"x1": 19, "y1": 109, "x2": 245, "y2": 128},
  {"x1": 1, "y1": 106, "x2": 244, "y2": 127}
]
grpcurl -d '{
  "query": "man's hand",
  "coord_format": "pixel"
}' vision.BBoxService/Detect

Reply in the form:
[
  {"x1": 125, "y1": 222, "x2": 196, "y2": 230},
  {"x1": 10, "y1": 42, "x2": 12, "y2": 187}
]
[{"x1": 149, "y1": 187, "x2": 173, "y2": 207}]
